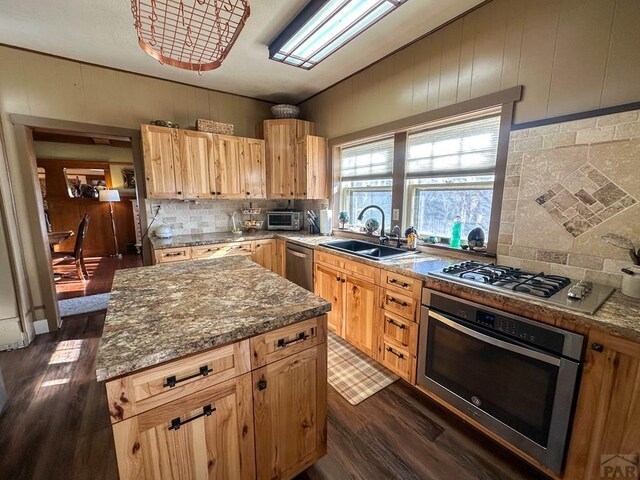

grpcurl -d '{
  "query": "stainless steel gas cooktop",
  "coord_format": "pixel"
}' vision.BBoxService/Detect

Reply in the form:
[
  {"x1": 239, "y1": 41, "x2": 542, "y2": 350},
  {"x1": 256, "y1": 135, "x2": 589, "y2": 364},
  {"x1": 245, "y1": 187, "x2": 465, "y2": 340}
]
[{"x1": 429, "y1": 260, "x2": 614, "y2": 314}]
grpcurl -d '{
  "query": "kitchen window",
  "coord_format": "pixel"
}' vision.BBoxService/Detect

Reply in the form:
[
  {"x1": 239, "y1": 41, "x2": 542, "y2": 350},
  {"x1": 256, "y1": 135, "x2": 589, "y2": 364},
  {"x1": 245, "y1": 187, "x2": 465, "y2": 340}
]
[
  {"x1": 338, "y1": 137, "x2": 394, "y2": 231},
  {"x1": 404, "y1": 115, "x2": 501, "y2": 243}
]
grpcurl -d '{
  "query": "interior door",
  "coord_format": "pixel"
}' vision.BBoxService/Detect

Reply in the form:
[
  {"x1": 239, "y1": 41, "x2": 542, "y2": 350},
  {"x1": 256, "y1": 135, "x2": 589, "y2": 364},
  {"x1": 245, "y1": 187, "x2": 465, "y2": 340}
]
[
  {"x1": 214, "y1": 135, "x2": 246, "y2": 198},
  {"x1": 344, "y1": 276, "x2": 378, "y2": 358},
  {"x1": 112, "y1": 375, "x2": 255, "y2": 480},
  {"x1": 252, "y1": 345, "x2": 326, "y2": 480},
  {"x1": 243, "y1": 138, "x2": 266, "y2": 198},
  {"x1": 179, "y1": 130, "x2": 214, "y2": 199},
  {"x1": 141, "y1": 124, "x2": 182, "y2": 198},
  {"x1": 314, "y1": 263, "x2": 344, "y2": 336}
]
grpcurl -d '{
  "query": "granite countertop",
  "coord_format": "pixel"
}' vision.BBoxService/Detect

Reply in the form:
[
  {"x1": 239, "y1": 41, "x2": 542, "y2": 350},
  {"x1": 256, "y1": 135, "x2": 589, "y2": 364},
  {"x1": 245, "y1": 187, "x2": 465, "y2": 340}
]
[
  {"x1": 95, "y1": 256, "x2": 331, "y2": 382},
  {"x1": 149, "y1": 230, "x2": 640, "y2": 343}
]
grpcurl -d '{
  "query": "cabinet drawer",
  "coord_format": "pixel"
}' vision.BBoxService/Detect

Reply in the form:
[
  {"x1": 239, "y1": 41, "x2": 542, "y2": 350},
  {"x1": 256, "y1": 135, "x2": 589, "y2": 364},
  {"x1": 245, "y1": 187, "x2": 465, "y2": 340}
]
[
  {"x1": 379, "y1": 339, "x2": 413, "y2": 382},
  {"x1": 343, "y1": 258, "x2": 380, "y2": 284},
  {"x1": 105, "y1": 340, "x2": 251, "y2": 423},
  {"x1": 382, "y1": 289, "x2": 417, "y2": 321},
  {"x1": 250, "y1": 315, "x2": 327, "y2": 369},
  {"x1": 155, "y1": 246, "x2": 192, "y2": 263},
  {"x1": 381, "y1": 311, "x2": 417, "y2": 351},
  {"x1": 192, "y1": 241, "x2": 253, "y2": 259},
  {"x1": 381, "y1": 270, "x2": 421, "y2": 299},
  {"x1": 315, "y1": 251, "x2": 344, "y2": 269}
]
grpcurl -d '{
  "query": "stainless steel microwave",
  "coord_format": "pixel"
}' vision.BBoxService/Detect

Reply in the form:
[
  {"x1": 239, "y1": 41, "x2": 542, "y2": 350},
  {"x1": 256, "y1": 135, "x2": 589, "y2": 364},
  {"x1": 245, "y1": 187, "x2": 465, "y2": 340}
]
[{"x1": 266, "y1": 211, "x2": 304, "y2": 231}]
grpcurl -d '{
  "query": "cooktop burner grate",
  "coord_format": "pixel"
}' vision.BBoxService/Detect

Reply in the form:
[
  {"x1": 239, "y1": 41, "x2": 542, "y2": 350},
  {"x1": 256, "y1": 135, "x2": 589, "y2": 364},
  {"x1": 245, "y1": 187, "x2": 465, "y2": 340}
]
[{"x1": 441, "y1": 261, "x2": 571, "y2": 298}]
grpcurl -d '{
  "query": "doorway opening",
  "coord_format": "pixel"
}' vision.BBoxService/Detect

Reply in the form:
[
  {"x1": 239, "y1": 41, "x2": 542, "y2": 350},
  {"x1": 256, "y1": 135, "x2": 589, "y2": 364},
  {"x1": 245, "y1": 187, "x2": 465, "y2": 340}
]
[{"x1": 32, "y1": 129, "x2": 143, "y2": 307}]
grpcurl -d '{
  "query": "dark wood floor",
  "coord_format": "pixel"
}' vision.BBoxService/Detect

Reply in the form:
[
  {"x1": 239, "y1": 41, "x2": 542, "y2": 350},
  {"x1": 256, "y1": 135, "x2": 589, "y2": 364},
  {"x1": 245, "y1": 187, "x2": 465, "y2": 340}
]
[
  {"x1": 0, "y1": 314, "x2": 548, "y2": 480},
  {"x1": 55, "y1": 254, "x2": 142, "y2": 301}
]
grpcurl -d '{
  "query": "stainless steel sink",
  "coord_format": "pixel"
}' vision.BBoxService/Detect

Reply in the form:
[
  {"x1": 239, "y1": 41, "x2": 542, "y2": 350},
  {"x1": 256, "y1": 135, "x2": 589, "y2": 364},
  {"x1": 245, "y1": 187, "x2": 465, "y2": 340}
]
[{"x1": 320, "y1": 239, "x2": 418, "y2": 261}]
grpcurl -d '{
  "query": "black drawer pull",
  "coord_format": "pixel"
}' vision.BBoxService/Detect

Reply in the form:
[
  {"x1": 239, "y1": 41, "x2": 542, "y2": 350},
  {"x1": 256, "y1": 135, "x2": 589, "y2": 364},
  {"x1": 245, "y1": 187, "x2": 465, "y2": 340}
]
[
  {"x1": 388, "y1": 297, "x2": 409, "y2": 307},
  {"x1": 591, "y1": 343, "x2": 604, "y2": 352},
  {"x1": 169, "y1": 404, "x2": 215, "y2": 431},
  {"x1": 386, "y1": 347, "x2": 405, "y2": 359},
  {"x1": 277, "y1": 332, "x2": 309, "y2": 348},
  {"x1": 389, "y1": 279, "x2": 410, "y2": 288},
  {"x1": 336, "y1": 276, "x2": 340, "y2": 282},
  {"x1": 387, "y1": 318, "x2": 406, "y2": 329},
  {"x1": 164, "y1": 252, "x2": 184, "y2": 257},
  {"x1": 163, "y1": 365, "x2": 213, "y2": 388}
]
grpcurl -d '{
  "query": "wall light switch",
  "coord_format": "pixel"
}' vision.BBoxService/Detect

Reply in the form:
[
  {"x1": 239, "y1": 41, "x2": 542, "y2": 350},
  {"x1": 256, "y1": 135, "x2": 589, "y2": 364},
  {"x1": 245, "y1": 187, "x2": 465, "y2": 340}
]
[{"x1": 392, "y1": 209, "x2": 400, "y2": 221}]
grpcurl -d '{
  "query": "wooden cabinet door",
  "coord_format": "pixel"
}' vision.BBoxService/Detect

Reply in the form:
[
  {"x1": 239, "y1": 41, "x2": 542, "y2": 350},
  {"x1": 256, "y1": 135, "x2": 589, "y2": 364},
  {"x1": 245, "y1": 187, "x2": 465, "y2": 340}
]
[
  {"x1": 112, "y1": 374, "x2": 255, "y2": 480},
  {"x1": 314, "y1": 263, "x2": 344, "y2": 337},
  {"x1": 273, "y1": 239, "x2": 286, "y2": 276},
  {"x1": 564, "y1": 331, "x2": 640, "y2": 480},
  {"x1": 344, "y1": 276, "x2": 378, "y2": 358},
  {"x1": 253, "y1": 239, "x2": 276, "y2": 272},
  {"x1": 253, "y1": 345, "x2": 327, "y2": 480},
  {"x1": 243, "y1": 138, "x2": 266, "y2": 199},
  {"x1": 262, "y1": 120, "x2": 296, "y2": 198},
  {"x1": 214, "y1": 134, "x2": 246, "y2": 198},
  {"x1": 179, "y1": 130, "x2": 215, "y2": 199},
  {"x1": 295, "y1": 135, "x2": 328, "y2": 199},
  {"x1": 141, "y1": 124, "x2": 182, "y2": 199}
]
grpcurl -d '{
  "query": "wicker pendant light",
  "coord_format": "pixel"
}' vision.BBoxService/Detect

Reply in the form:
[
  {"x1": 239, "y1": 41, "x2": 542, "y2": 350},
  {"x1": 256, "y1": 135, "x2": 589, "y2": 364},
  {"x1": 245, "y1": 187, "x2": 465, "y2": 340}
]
[{"x1": 130, "y1": 0, "x2": 250, "y2": 73}]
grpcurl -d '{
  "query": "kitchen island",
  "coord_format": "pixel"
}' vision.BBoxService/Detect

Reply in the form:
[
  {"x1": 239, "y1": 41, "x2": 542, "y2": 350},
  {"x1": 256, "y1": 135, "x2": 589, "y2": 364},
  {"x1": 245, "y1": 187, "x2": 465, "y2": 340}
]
[{"x1": 96, "y1": 256, "x2": 331, "y2": 480}]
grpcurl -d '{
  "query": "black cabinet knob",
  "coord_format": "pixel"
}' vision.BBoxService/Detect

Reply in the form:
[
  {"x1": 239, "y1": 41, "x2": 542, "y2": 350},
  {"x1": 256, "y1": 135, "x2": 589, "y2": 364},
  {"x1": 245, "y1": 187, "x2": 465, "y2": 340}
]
[
  {"x1": 258, "y1": 380, "x2": 267, "y2": 391},
  {"x1": 591, "y1": 343, "x2": 604, "y2": 352}
]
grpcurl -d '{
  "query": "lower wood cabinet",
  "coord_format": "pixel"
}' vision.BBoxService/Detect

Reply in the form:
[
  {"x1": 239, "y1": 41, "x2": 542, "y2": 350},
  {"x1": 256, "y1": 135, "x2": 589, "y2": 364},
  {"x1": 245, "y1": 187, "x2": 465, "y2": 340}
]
[
  {"x1": 112, "y1": 374, "x2": 256, "y2": 480},
  {"x1": 108, "y1": 316, "x2": 328, "y2": 480},
  {"x1": 252, "y1": 344, "x2": 327, "y2": 480},
  {"x1": 314, "y1": 263, "x2": 344, "y2": 336},
  {"x1": 344, "y1": 276, "x2": 378, "y2": 358},
  {"x1": 564, "y1": 330, "x2": 640, "y2": 480},
  {"x1": 253, "y1": 239, "x2": 276, "y2": 272},
  {"x1": 313, "y1": 262, "x2": 379, "y2": 358}
]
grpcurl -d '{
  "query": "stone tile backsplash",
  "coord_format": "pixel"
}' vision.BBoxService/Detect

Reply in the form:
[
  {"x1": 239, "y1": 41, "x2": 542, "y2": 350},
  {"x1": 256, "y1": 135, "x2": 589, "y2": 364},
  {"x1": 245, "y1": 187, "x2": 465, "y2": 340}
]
[
  {"x1": 144, "y1": 198, "x2": 330, "y2": 237},
  {"x1": 497, "y1": 109, "x2": 640, "y2": 288},
  {"x1": 144, "y1": 199, "x2": 290, "y2": 236}
]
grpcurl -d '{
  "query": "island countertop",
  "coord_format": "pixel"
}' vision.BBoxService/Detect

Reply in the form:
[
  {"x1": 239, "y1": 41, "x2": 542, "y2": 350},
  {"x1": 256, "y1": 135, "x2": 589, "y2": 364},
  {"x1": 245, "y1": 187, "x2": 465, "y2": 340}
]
[{"x1": 95, "y1": 256, "x2": 331, "y2": 382}]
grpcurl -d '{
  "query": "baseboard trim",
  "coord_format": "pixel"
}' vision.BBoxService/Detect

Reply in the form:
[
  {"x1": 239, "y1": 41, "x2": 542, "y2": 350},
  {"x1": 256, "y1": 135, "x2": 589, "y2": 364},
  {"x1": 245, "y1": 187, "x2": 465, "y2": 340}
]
[{"x1": 34, "y1": 319, "x2": 50, "y2": 335}]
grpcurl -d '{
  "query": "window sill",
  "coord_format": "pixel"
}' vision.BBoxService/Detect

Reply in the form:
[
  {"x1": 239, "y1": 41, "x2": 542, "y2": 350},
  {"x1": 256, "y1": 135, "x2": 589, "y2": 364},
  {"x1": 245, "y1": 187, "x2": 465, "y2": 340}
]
[{"x1": 418, "y1": 242, "x2": 496, "y2": 259}]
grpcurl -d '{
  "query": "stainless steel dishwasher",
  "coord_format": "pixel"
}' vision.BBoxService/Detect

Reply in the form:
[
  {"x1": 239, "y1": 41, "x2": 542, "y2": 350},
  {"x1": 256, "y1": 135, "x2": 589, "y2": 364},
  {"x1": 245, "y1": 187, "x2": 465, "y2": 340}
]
[{"x1": 285, "y1": 242, "x2": 314, "y2": 292}]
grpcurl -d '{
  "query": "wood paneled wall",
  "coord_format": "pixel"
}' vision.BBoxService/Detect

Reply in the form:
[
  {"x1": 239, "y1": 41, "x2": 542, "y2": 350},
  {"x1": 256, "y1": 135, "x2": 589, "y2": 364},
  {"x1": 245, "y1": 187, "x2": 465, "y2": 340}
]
[{"x1": 301, "y1": 0, "x2": 640, "y2": 138}]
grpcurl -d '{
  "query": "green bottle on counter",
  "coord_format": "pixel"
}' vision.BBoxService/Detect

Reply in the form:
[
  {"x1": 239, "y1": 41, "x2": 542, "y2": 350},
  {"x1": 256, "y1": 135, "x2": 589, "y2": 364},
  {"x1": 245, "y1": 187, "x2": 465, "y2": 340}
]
[{"x1": 450, "y1": 216, "x2": 462, "y2": 248}]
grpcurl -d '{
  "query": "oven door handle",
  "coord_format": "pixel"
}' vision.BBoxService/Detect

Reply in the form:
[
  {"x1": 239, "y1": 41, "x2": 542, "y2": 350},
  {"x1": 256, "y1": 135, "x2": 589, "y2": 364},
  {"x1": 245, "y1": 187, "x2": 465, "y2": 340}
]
[{"x1": 429, "y1": 310, "x2": 561, "y2": 366}]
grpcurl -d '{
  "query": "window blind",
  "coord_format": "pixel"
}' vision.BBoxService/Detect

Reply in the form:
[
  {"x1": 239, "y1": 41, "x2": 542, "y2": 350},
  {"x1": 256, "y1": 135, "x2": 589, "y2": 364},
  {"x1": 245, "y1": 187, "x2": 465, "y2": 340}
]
[
  {"x1": 340, "y1": 137, "x2": 394, "y2": 181},
  {"x1": 406, "y1": 116, "x2": 500, "y2": 177}
]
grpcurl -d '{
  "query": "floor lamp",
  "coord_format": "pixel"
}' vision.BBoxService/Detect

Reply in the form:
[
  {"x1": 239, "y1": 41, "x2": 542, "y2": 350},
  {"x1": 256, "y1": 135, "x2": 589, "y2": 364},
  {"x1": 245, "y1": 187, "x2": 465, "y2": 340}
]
[{"x1": 99, "y1": 189, "x2": 122, "y2": 258}]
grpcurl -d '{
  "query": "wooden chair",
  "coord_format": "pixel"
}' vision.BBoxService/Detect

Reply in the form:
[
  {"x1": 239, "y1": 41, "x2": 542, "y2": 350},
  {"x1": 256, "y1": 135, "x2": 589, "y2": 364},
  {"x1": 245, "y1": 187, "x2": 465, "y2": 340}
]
[{"x1": 52, "y1": 214, "x2": 90, "y2": 280}]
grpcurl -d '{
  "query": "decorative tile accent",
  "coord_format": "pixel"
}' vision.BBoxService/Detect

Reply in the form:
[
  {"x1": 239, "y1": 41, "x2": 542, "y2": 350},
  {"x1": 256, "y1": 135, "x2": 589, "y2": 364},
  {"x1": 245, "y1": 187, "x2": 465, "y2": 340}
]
[{"x1": 535, "y1": 163, "x2": 637, "y2": 238}]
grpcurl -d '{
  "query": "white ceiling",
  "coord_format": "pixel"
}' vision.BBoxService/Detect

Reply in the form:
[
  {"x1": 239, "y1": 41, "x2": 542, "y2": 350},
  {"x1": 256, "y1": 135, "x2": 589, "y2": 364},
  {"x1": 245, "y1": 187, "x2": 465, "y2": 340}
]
[{"x1": 0, "y1": 0, "x2": 483, "y2": 103}]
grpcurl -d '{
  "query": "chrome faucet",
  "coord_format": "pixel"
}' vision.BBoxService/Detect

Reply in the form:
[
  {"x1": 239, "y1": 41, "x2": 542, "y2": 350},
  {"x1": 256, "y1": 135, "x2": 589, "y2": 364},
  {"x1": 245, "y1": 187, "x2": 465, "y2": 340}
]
[{"x1": 357, "y1": 205, "x2": 388, "y2": 245}]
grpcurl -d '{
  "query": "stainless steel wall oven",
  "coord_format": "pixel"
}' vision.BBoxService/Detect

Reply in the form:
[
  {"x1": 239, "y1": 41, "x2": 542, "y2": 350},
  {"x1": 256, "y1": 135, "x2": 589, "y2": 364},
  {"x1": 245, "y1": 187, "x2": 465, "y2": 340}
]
[{"x1": 417, "y1": 289, "x2": 584, "y2": 474}]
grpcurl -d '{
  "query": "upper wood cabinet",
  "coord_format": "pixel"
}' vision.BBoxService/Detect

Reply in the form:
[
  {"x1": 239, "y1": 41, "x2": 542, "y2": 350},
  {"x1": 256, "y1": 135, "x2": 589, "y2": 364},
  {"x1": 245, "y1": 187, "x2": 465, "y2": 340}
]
[
  {"x1": 214, "y1": 134, "x2": 246, "y2": 198},
  {"x1": 243, "y1": 138, "x2": 267, "y2": 199},
  {"x1": 295, "y1": 135, "x2": 328, "y2": 199},
  {"x1": 180, "y1": 129, "x2": 215, "y2": 199},
  {"x1": 257, "y1": 119, "x2": 328, "y2": 199},
  {"x1": 141, "y1": 124, "x2": 182, "y2": 198},
  {"x1": 141, "y1": 125, "x2": 266, "y2": 200}
]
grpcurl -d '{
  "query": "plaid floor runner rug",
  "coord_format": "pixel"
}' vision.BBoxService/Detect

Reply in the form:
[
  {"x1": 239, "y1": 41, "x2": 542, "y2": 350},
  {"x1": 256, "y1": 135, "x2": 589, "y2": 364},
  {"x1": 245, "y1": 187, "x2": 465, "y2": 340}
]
[{"x1": 327, "y1": 332, "x2": 399, "y2": 405}]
